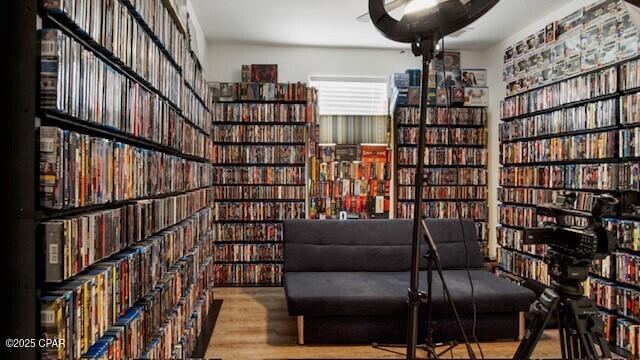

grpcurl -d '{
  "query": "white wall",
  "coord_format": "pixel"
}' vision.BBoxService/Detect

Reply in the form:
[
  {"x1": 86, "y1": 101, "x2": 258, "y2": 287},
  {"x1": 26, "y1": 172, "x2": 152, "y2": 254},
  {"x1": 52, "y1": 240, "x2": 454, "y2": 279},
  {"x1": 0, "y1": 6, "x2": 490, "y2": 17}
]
[
  {"x1": 479, "y1": 0, "x2": 593, "y2": 259},
  {"x1": 206, "y1": 42, "x2": 485, "y2": 82}
]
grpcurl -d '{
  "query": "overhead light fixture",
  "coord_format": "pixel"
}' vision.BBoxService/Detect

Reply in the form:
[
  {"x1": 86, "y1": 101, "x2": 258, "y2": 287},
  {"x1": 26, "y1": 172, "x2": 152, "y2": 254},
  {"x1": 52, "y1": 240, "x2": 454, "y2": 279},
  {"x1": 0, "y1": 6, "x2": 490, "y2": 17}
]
[{"x1": 404, "y1": 0, "x2": 439, "y2": 15}]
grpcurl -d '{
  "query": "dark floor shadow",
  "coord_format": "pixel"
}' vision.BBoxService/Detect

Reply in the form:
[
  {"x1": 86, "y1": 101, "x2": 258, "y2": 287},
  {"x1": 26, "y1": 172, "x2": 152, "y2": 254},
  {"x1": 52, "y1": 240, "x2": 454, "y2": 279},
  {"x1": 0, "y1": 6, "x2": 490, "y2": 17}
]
[{"x1": 241, "y1": 287, "x2": 298, "y2": 346}]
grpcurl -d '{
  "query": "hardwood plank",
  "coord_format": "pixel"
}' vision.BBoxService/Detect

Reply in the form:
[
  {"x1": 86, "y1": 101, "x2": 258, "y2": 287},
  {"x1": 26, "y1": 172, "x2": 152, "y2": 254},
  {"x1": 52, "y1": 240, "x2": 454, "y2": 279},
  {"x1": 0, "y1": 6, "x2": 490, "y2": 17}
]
[{"x1": 205, "y1": 287, "x2": 565, "y2": 359}]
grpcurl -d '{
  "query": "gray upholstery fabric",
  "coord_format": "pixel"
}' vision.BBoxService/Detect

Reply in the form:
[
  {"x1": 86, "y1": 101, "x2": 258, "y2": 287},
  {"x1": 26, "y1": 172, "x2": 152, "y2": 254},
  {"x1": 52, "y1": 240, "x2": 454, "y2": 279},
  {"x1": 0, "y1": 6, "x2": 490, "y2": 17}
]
[
  {"x1": 303, "y1": 312, "x2": 521, "y2": 344},
  {"x1": 283, "y1": 219, "x2": 536, "y2": 344},
  {"x1": 283, "y1": 219, "x2": 483, "y2": 272},
  {"x1": 284, "y1": 270, "x2": 535, "y2": 316}
]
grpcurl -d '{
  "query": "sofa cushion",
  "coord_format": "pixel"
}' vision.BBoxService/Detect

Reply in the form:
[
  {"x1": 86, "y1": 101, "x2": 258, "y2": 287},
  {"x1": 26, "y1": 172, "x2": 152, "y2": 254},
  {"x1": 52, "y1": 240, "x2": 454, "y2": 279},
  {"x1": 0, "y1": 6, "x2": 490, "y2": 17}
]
[
  {"x1": 283, "y1": 219, "x2": 483, "y2": 272},
  {"x1": 284, "y1": 270, "x2": 535, "y2": 317}
]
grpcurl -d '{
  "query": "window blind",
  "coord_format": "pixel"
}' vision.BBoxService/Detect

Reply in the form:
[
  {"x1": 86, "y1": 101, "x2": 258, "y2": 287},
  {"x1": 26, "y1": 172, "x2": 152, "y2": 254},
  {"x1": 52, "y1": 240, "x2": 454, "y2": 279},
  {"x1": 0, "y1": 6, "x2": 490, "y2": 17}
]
[{"x1": 310, "y1": 76, "x2": 389, "y2": 116}]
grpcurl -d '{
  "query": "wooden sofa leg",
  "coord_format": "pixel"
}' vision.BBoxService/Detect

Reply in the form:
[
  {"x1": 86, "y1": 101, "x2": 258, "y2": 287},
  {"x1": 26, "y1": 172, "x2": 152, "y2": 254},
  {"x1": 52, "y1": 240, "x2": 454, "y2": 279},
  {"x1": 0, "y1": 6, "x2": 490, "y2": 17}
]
[
  {"x1": 518, "y1": 311, "x2": 526, "y2": 340},
  {"x1": 297, "y1": 316, "x2": 304, "y2": 345}
]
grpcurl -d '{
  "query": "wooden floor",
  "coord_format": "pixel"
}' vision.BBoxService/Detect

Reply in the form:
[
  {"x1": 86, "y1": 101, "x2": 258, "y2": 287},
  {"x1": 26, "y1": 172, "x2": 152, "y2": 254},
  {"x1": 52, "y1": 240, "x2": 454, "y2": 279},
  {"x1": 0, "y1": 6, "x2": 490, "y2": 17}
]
[{"x1": 205, "y1": 287, "x2": 566, "y2": 359}]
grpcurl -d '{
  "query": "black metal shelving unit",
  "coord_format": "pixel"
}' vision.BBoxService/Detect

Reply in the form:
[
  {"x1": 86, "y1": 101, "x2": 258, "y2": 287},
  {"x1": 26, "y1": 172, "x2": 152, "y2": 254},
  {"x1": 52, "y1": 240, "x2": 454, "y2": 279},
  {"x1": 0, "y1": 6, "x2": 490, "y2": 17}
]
[
  {"x1": 498, "y1": 53, "x2": 640, "y2": 357},
  {"x1": 212, "y1": 95, "x2": 312, "y2": 287},
  {"x1": 26, "y1": 2, "x2": 220, "y2": 358}
]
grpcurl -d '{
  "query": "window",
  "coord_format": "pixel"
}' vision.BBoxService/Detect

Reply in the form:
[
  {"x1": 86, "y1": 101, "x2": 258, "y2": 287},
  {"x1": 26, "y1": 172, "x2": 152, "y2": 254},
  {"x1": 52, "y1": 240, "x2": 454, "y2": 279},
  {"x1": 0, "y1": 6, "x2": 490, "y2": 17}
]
[
  {"x1": 309, "y1": 76, "x2": 389, "y2": 116},
  {"x1": 309, "y1": 76, "x2": 390, "y2": 144}
]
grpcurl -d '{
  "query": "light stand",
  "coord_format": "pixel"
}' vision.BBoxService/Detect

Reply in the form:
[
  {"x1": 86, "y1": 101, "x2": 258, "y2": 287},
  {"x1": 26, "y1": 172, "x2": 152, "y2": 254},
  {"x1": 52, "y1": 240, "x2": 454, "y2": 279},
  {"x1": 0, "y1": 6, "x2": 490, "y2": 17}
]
[
  {"x1": 367, "y1": 1, "x2": 499, "y2": 358},
  {"x1": 407, "y1": 39, "x2": 476, "y2": 360}
]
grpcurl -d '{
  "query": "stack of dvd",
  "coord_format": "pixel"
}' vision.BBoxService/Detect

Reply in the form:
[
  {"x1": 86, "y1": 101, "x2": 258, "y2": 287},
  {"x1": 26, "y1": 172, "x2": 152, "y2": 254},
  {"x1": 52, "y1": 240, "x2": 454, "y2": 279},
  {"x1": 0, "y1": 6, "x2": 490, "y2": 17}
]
[
  {"x1": 39, "y1": 127, "x2": 214, "y2": 210},
  {"x1": 211, "y1": 86, "x2": 316, "y2": 286},
  {"x1": 40, "y1": 207, "x2": 214, "y2": 359}
]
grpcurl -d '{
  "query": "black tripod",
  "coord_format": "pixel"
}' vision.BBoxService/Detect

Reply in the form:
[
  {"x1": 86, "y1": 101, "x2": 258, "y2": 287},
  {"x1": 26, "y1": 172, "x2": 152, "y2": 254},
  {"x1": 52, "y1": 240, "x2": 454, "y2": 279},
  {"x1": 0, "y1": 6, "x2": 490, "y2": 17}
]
[
  {"x1": 373, "y1": 218, "x2": 471, "y2": 359},
  {"x1": 514, "y1": 280, "x2": 611, "y2": 359}
]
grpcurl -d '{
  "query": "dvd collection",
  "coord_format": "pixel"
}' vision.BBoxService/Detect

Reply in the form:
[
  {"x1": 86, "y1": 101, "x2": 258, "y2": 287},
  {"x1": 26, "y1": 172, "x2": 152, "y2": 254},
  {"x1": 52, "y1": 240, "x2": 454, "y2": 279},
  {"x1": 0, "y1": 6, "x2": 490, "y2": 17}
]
[
  {"x1": 212, "y1": 166, "x2": 305, "y2": 185},
  {"x1": 620, "y1": 93, "x2": 640, "y2": 125},
  {"x1": 503, "y1": 0, "x2": 634, "y2": 97},
  {"x1": 620, "y1": 127, "x2": 640, "y2": 157},
  {"x1": 40, "y1": 207, "x2": 214, "y2": 359},
  {"x1": 396, "y1": 201, "x2": 487, "y2": 221},
  {"x1": 40, "y1": 1, "x2": 182, "y2": 105},
  {"x1": 212, "y1": 145, "x2": 306, "y2": 164},
  {"x1": 309, "y1": 145, "x2": 390, "y2": 219},
  {"x1": 118, "y1": 0, "x2": 186, "y2": 73},
  {"x1": 621, "y1": 57, "x2": 640, "y2": 91},
  {"x1": 620, "y1": 162, "x2": 640, "y2": 191},
  {"x1": 214, "y1": 185, "x2": 305, "y2": 201},
  {"x1": 499, "y1": 163, "x2": 619, "y2": 189},
  {"x1": 39, "y1": 29, "x2": 213, "y2": 149},
  {"x1": 585, "y1": 276, "x2": 617, "y2": 311},
  {"x1": 499, "y1": 187, "x2": 598, "y2": 212},
  {"x1": 497, "y1": 248, "x2": 551, "y2": 286},
  {"x1": 499, "y1": 99, "x2": 617, "y2": 142},
  {"x1": 397, "y1": 168, "x2": 487, "y2": 186},
  {"x1": 398, "y1": 127, "x2": 487, "y2": 145},
  {"x1": 42, "y1": 188, "x2": 214, "y2": 282},
  {"x1": 214, "y1": 263, "x2": 282, "y2": 286},
  {"x1": 41, "y1": 0, "x2": 211, "y2": 106},
  {"x1": 617, "y1": 252, "x2": 640, "y2": 286},
  {"x1": 397, "y1": 148, "x2": 487, "y2": 166},
  {"x1": 617, "y1": 317, "x2": 640, "y2": 355},
  {"x1": 212, "y1": 103, "x2": 308, "y2": 123},
  {"x1": 39, "y1": 127, "x2": 214, "y2": 209},
  {"x1": 214, "y1": 223, "x2": 283, "y2": 242},
  {"x1": 214, "y1": 202, "x2": 305, "y2": 221},
  {"x1": 395, "y1": 107, "x2": 487, "y2": 126},
  {"x1": 182, "y1": 85, "x2": 213, "y2": 134},
  {"x1": 500, "y1": 130, "x2": 618, "y2": 164},
  {"x1": 497, "y1": 227, "x2": 547, "y2": 257},
  {"x1": 501, "y1": 67, "x2": 618, "y2": 119},
  {"x1": 605, "y1": 219, "x2": 640, "y2": 251},
  {"x1": 499, "y1": 205, "x2": 546, "y2": 228},
  {"x1": 210, "y1": 82, "x2": 308, "y2": 102},
  {"x1": 183, "y1": 51, "x2": 211, "y2": 104},
  {"x1": 397, "y1": 186, "x2": 487, "y2": 201},
  {"x1": 212, "y1": 124, "x2": 305, "y2": 143},
  {"x1": 214, "y1": 244, "x2": 283, "y2": 262}
]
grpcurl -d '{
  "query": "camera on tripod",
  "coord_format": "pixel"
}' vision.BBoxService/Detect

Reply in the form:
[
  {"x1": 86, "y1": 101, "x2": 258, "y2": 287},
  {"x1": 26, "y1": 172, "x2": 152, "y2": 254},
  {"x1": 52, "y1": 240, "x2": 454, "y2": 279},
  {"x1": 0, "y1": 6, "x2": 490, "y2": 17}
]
[
  {"x1": 520, "y1": 193, "x2": 619, "y2": 286},
  {"x1": 513, "y1": 192, "x2": 620, "y2": 360}
]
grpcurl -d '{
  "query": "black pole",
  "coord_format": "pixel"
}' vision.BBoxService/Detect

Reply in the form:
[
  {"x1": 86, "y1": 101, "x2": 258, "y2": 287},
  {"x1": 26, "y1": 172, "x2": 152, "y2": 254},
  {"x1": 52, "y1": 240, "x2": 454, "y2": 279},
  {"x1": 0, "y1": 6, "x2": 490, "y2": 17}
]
[{"x1": 406, "y1": 38, "x2": 434, "y2": 360}]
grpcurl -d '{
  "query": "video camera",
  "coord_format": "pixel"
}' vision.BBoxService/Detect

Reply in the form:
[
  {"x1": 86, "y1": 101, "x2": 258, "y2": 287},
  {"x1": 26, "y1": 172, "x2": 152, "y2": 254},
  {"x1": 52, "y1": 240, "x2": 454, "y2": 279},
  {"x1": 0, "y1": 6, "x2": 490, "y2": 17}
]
[{"x1": 522, "y1": 193, "x2": 619, "y2": 286}]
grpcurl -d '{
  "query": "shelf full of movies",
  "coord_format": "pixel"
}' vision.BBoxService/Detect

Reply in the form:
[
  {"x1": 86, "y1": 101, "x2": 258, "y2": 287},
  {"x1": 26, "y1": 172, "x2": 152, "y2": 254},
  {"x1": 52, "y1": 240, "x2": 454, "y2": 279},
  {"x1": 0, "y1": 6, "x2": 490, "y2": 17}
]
[
  {"x1": 390, "y1": 60, "x2": 491, "y2": 259},
  {"x1": 36, "y1": 0, "x2": 218, "y2": 358},
  {"x1": 498, "y1": 0, "x2": 640, "y2": 356},
  {"x1": 209, "y1": 78, "x2": 318, "y2": 287}
]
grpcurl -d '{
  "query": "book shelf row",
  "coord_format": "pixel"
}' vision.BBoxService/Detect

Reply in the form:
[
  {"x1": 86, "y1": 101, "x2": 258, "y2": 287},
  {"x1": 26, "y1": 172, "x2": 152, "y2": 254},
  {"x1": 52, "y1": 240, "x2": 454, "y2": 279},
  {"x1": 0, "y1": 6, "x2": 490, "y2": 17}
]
[
  {"x1": 39, "y1": 28, "x2": 212, "y2": 148},
  {"x1": 41, "y1": 0, "x2": 211, "y2": 107},
  {"x1": 42, "y1": 188, "x2": 214, "y2": 282},
  {"x1": 39, "y1": 127, "x2": 215, "y2": 211},
  {"x1": 210, "y1": 91, "x2": 317, "y2": 286},
  {"x1": 34, "y1": 3, "x2": 219, "y2": 357},
  {"x1": 392, "y1": 72, "x2": 489, "y2": 253},
  {"x1": 499, "y1": 6, "x2": 640, "y2": 354},
  {"x1": 40, "y1": 204, "x2": 215, "y2": 359}
]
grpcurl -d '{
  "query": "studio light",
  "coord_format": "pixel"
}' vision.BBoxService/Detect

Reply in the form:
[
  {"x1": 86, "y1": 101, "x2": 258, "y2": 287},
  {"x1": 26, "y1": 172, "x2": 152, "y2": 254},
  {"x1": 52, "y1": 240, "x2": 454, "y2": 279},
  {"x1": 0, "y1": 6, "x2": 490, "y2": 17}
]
[
  {"x1": 369, "y1": 1, "x2": 498, "y2": 359},
  {"x1": 404, "y1": 0, "x2": 439, "y2": 15}
]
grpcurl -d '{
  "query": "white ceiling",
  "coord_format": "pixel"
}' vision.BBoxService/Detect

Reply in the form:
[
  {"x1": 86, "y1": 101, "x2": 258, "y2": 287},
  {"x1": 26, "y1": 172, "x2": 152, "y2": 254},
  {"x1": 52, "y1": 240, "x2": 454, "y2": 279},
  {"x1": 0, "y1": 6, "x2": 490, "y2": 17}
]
[{"x1": 190, "y1": 0, "x2": 568, "y2": 51}]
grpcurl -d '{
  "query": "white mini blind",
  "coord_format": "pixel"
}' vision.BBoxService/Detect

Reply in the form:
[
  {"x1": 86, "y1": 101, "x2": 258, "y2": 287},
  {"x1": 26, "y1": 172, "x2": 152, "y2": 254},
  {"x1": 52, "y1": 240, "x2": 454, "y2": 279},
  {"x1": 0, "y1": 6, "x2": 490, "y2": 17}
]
[{"x1": 310, "y1": 76, "x2": 389, "y2": 116}]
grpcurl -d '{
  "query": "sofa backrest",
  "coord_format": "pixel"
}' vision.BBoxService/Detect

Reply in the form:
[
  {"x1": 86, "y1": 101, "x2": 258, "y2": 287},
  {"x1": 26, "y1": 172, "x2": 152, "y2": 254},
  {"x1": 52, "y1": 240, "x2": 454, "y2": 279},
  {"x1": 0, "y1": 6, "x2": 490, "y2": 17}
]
[{"x1": 283, "y1": 219, "x2": 484, "y2": 272}]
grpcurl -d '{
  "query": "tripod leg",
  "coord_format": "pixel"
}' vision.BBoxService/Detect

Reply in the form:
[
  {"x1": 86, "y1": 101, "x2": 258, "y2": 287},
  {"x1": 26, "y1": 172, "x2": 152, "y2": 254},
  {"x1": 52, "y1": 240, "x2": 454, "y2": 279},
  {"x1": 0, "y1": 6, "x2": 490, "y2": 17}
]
[
  {"x1": 513, "y1": 288, "x2": 560, "y2": 360},
  {"x1": 567, "y1": 297, "x2": 611, "y2": 359}
]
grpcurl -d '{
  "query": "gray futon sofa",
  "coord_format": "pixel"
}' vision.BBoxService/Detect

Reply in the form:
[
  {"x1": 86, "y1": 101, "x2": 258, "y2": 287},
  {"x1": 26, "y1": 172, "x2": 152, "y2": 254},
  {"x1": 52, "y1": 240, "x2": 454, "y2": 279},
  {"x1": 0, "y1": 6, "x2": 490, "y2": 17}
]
[{"x1": 283, "y1": 219, "x2": 536, "y2": 344}]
